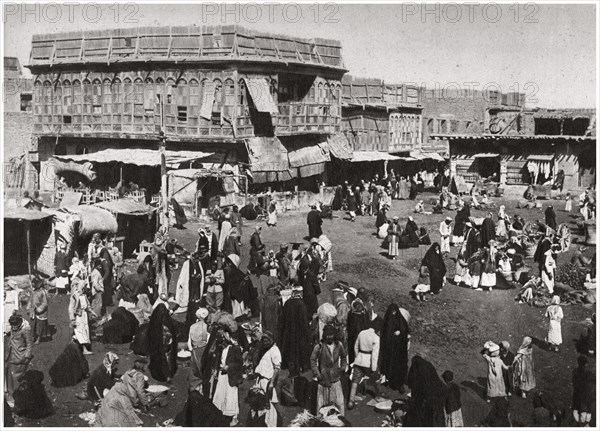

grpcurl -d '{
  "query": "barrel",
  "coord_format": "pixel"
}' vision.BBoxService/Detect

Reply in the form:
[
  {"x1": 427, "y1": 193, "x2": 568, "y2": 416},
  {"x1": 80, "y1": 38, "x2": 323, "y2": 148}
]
[{"x1": 585, "y1": 221, "x2": 596, "y2": 246}]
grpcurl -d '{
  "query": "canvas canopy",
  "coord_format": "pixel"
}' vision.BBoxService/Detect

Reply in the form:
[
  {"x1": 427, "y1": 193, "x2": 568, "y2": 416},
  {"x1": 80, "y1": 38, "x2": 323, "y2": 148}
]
[
  {"x1": 95, "y1": 199, "x2": 155, "y2": 216},
  {"x1": 351, "y1": 151, "x2": 401, "y2": 162},
  {"x1": 4, "y1": 208, "x2": 53, "y2": 221},
  {"x1": 473, "y1": 153, "x2": 500, "y2": 158},
  {"x1": 52, "y1": 149, "x2": 214, "y2": 168},
  {"x1": 243, "y1": 77, "x2": 278, "y2": 114},
  {"x1": 324, "y1": 133, "x2": 353, "y2": 160},
  {"x1": 527, "y1": 154, "x2": 554, "y2": 161}
]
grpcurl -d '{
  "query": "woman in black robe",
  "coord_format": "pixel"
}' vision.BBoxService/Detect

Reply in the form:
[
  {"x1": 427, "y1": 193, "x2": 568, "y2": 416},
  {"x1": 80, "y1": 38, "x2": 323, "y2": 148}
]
[
  {"x1": 480, "y1": 213, "x2": 496, "y2": 247},
  {"x1": 545, "y1": 205, "x2": 557, "y2": 231},
  {"x1": 171, "y1": 197, "x2": 187, "y2": 228},
  {"x1": 48, "y1": 342, "x2": 89, "y2": 388},
  {"x1": 13, "y1": 370, "x2": 53, "y2": 419},
  {"x1": 405, "y1": 355, "x2": 446, "y2": 427},
  {"x1": 400, "y1": 218, "x2": 420, "y2": 249},
  {"x1": 409, "y1": 176, "x2": 418, "y2": 200},
  {"x1": 422, "y1": 243, "x2": 447, "y2": 294},
  {"x1": 174, "y1": 377, "x2": 230, "y2": 427},
  {"x1": 346, "y1": 299, "x2": 369, "y2": 364},
  {"x1": 102, "y1": 307, "x2": 139, "y2": 344},
  {"x1": 453, "y1": 205, "x2": 470, "y2": 242},
  {"x1": 378, "y1": 304, "x2": 409, "y2": 391},
  {"x1": 279, "y1": 291, "x2": 312, "y2": 376},
  {"x1": 99, "y1": 247, "x2": 114, "y2": 309},
  {"x1": 86, "y1": 352, "x2": 119, "y2": 401},
  {"x1": 147, "y1": 303, "x2": 178, "y2": 382}
]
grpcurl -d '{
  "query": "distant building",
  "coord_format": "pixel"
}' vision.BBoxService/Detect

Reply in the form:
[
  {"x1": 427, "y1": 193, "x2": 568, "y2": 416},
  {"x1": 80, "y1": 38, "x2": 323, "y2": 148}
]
[{"x1": 432, "y1": 106, "x2": 596, "y2": 193}]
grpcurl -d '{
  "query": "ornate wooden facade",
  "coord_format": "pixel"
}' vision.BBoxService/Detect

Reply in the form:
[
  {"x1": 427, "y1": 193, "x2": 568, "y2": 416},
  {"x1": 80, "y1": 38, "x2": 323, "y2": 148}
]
[{"x1": 27, "y1": 25, "x2": 346, "y2": 143}]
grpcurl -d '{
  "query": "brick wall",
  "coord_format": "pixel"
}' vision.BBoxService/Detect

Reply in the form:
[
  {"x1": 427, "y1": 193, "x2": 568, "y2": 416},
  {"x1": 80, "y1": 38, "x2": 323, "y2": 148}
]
[{"x1": 3, "y1": 112, "x2": 33, "y2": 161}]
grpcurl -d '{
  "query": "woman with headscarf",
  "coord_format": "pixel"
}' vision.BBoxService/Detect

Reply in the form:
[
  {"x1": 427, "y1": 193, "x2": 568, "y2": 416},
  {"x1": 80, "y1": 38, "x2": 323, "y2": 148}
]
[
  {"x1": 481, "y1": 244, "x2": 497, "y2": 292},
  {"x1": 422, "y1": 243, "x2": 447, "y2": 294},
  {"x1": 378, "y1": 304, "x2": 409, "y2": 391},
  {"x1": 542, "y1": 249, "x2": 557, "y2": 294},
  {"x1": 387, "y1": 217, "x2": 401, "y2": 260},
  {"x1": 224, "y1": 254, "x2": 252, "y2": 318},
  {"x1": 513, "y1": 336, "x2": 536, "y2": 398},
  {"x1": 482, "y1": 341, "x2": 508, "y2": 401},
  {"x1": 452, "y1": 204, "x2": 469, "y2": 245},
  {"x1": 346, "y1": 298, "x2": 369, "y2": 365},
  {"x1": 188, "y1": 307, "x2": 209, "y2": 379},
  {"x1": 68, "y1": 279, "x2": 92, "y2": 355},
  {"x1": 404, "y1": 355, "x2": 446, "y2": 427},
  {"x1": 480, "y1": 212, "x2": 496, "y2": 247},
  {"x1": 212, "y1": 329, "x2": 244, "y2": 426},
  {"x1": 49, "y1": 341, "x2": 90, "y2": 388},
  {"x1": 453, "y1": 247, "x2": 470, "y2": 287},
  {"x1": 84, "y1": 352, "x2": 119, "y2": 402},
  {"x1": 545, "y1": 296, "x2": 563, "y2": 352},
  {"x1": 223, "y1": 226, "x2": 241, "y2": 257},
  {"x1": 545, "y1": 205, "x2": 557, "y2": 231},
  {"x1": 98, "y1": 247, "x2": 115, "y2": 309},
  {"x1": 147, "y1": 303, "x2": 177, "y2": 382}
]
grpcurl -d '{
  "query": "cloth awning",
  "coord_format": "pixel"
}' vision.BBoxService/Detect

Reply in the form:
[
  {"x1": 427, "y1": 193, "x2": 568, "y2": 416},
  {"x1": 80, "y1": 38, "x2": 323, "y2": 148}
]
[
  {"x1": 95, "y1": 199, "x2": 156, "y2": 216},
  {"x1": 199, "y1": 81, "x2": 216, "y2": 120},
  {"x1": 351, "y1": 151, "x2": 401, "y2": 163},
  {"x1": 527, "y1": 154, "x2": 554, "y2": 161},
  {"x1": 473, "y1": 153, "x2": 500, "y2": 158},
  {"x1": 420, "y1": 152, "x2": 446, "y2": 161},
  {"x1": 245, "y1": 137, "x2": 290, "y2": 172},
  {"x1": 168, "y1": 168, "x2": 235, "y2": 179},
  {"x1": 243, "y1": 77, "x2": 278, "y2": 114},
  {"x1": 52, "y1": 149, "x2": 214, "y2": 168},
  {"x1": 324, "y1": 133, "x2": 353, "y2": 160},
  {"x1": 4, "y1": 207, "x2": 53, "y2": 221},
  {"x1": 397, "y1": 156, "x2": 419, "y2": 161},
  {"x1": 288, "y1": 144, "x2": 330, "y2": 168}
]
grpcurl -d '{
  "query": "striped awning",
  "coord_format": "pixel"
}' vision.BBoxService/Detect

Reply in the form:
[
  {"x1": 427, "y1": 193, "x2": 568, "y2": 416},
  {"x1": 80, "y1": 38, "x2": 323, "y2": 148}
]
[
  {"x1": 527, "y1": 154, "x2": 554, "y2": 161},
  {"x1": 473, "y1": 153, "x2": 500, "y2": 158}
]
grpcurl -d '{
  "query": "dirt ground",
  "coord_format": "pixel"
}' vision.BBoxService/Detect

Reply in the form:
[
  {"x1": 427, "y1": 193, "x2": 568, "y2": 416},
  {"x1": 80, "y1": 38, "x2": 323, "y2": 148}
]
[{"x1": 10, "y1": 192, "x2": 596, "y2": 427}]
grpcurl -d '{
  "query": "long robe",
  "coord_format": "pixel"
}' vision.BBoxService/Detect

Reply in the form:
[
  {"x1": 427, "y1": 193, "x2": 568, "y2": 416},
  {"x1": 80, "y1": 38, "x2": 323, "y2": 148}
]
[
  {"x1": 422, "y1": 244, "x2": 447, "y2": 293},
  {"x1": 99, "y1": 248, "x2": 115, "y2": 309},
  {"x1": 545, "y1": 207, "x2": 557, "y2": 231},
  {"x1": 483, "y1": 354, "x2": 506, "y2": 398},
  {"x1": 347, "y1": 306, "x2": 369, "y2": 365},
  {"x1": 379, "y1": 304, "x2": 409, "y2": 390},
  {"x1": 175, "y1": 389, "x2": 230, "y2": 427},
  {"x1": 171, "y1": 198, "x2": 188, "y2": 226},
  {"x1": 533, "y1": 238, "x2": 552, "y2": 276},
  {"x1": 12, "y1": 370, "x2": 53, "y2": 420},
  {"x1": 175, "y1": 258, "x2": 204, "y2": 313},
  {"x1": 453, "y1": 206, "x2": 470, "y2": 239},
  {"x1": 480, "y1": 217, "x2": 496, "y2": 247},
  {"x1": 307, "y1": 210, "x2": 323, "y2": 239},
  {"x1": 280, "y1": 297, "x2": 311, "y2": 374},
  {"x1": 464, "y1": 228, "x2": 480, "y2": 260},
  {"x1": 212, "y1": 344, "x2": 243, "y2": 417},
  {"x1": 404, "y1": 355, "x2": 446, "y2": 427},
  {"x1": 147, "y1": 304, "x2": 178, "y2": 382},
  {"x1": 513, "y1": 347, "x2": 536, "y2": 392},
  {"x1": 48, "y1": 342, "x2": 89, "y2": 388}
]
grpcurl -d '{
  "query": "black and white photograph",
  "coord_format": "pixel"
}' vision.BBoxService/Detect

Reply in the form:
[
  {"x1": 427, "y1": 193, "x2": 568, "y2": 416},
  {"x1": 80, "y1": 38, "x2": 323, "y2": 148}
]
[{"x1": 1, "y1": 1, "x2": 597, "y2": 427}]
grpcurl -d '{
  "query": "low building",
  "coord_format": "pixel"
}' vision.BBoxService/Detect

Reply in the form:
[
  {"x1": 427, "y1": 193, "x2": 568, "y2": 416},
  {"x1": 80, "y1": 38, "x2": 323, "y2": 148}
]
[{"x1": 433, "y1": 107, "x2": 596, "y2": 194}]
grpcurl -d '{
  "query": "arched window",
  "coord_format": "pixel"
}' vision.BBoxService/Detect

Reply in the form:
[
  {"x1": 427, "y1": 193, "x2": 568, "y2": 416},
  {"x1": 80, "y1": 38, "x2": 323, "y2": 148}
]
[
  {"x1": 144, "y1": 78, "x2": 155, "y2": 111},
  {"x1": 166, "y1": 78, "x2": 176, "y2": 104},
  {"x1": 43, "y1": 81, "x2": 52, "y2": 115},
  {"x1": 317, "y1": 83, "x2": 323, "y2": 103},
  {"x1": 189, "y1": 79, "x2": 199, "y2": 116},
  {"x1": 112, "y1": 78, "x2": 122, "y2": 114},
  {"x1": 102, "y1": 79, "x2": 112, "y2": 114},
  {"x1": 213, "y1": 79, "x2": 223, "y2": 111},
  {"x1": 223, "y1": 78, "x2": 235, "y2": 116},
  {"x1": 62, "y1": 80, "x2": 72, "y2": 114},
  {"x1": 308, "y1": 82, "x2": 315, "y2": 102},
  {"x1": 82, "y1": 80, "x2": 92, "y2": 115},
  {"x1": 123, "y1": 78, "x2": 132, "y2": 115},
  {"x1": 92, "y1": 79, "x2": 102, "y2": 114},
  {"x1": 53, "y1": 80, "x2": 62, "y2": 117},
  {"x1": 269, "y1": 79, "x2": 277, "y2": 104},
  {"x1": 72, "y1": 80, "x2": 82, "y2": 115},
  {"x1": 133, "y1": 78, "x2": 144, "y2": 120},
  {"x1": 155, "y1": 77, "x2": 165, "y2": 108}
]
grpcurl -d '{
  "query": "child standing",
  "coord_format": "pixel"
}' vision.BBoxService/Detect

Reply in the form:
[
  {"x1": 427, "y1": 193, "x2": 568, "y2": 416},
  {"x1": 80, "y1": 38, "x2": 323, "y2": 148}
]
[
  {"x1": 442, "y1": 370, "x2": 464, "y2": 427},
  {"x1": 565, "y1": 193, "x2": 572, "y2": 212},
  {"x1": 545, "y1": 295, "x2": 563, "y2": 352}
]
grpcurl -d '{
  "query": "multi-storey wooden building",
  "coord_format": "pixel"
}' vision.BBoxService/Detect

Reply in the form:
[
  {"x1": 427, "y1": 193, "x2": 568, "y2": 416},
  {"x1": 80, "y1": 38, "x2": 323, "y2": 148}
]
[
  {"x1": 26, "y1": 25, "x2": 347, "y2": 194},
  {"x1": 341, "y1": 75, "x2": 422, "y2": 154}
]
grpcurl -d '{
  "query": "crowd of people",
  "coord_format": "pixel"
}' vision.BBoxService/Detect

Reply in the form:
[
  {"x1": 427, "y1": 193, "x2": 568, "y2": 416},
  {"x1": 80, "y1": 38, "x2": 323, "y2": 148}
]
[{"x1": 3, "y1": 168, "x2": 597, "y2": 428}]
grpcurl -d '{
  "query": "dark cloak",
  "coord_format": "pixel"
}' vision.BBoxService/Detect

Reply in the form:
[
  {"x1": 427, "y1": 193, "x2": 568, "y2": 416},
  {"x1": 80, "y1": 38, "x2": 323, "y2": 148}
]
[
  {"x1": 131, "y1": 323, "x2": 149, "y2": 356},
  {"x1": 347, "y1": 193, "x2": 357, "y2": 212},
  {"x1": 545, "y1": 206, "x2": 557, "y2": 231},
  {"x1": 13, "y1": 370, "x2": 53, "y2": 419},
  {"x1": 147, "y1": 303, "x2": 178, "y2": 382},
  {"x1": 346, "y1": 301, "x2": 369, "y2": 364},
  {"x1": 481, "y1": 217, "x2": 496, "y2": 247},
  {"x1": 404, "y1": 355, "x2": 446, "y2": 427},
  {"x1": 453, "y1": 206, "x2": 470, "y2": 236},
  {"x1": 378, "y1": 304, "x2": 409, "y2": 391},
  {"x1": 99, "y1": 248, "x2": 114, "y2": 308},
  {"x1": 376, "y1": 211, "x2": 388, "y2": 229},
  {"x1": 225, "y1": 263, "x2": 254, "y2": 309},
  {"x1": 533, "y1": 238, "x2": 552, "y2": 275},
  {"x1": 86, "y1": 364, "x2": 117, "y2": 401},
  {"x1": 279, "y1": 297, "x2": 311, "y2": 374},
  {"x1": 174, "y1": 389, "x2": 230, "y2": 427},
  {"x1": 260, "y1": 284, "x2": 282, "y2": 346},
  {"x1": 307, "y1": 210, "x2": 323, "y2": 239},
  {"x1": 422, "y1": 243, "x2": 447, "y2": 293},
  {"x1": 331, "y1": 186, "x2": 343, "y2": 211},
  {"x1": 464, "y1": 228, "x2": 480, "y2": 259},
  {"x1": 48, "y1": 342, "x2": 89, "y2": 388},
  {"x1": 118, "y1": 271, "x2": 147, "y2": 303},
  {"x1": 171, "y1": 197, "x2": 187, "y2": 226},
  {"x1": 102, "y1": 307, "x2": 139, "y2": 344}
]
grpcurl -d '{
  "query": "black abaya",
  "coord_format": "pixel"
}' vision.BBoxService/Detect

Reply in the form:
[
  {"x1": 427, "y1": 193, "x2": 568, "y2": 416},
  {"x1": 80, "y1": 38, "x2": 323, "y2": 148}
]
[
  {"x1": 422, "y1": 243, "x2": 447, "y2": 294},
  {"x1": 404, "y1": 355, "x2": 446, "y2": 427},
  {"x1": 481, "y1": 217, "x2": 496, "y2": 247},
  {"x1": 378, "y1": 304, "x2": 409, "y2": 391},
  {"x1": 48, "y1": 342, "x2": 89, "y2": 388},
  {"x1": 280, "y1": 297, "x2": 311, "y2": 374},
  {"x1": 147, "y1": 304, "x2": 178, "y2": 382}
]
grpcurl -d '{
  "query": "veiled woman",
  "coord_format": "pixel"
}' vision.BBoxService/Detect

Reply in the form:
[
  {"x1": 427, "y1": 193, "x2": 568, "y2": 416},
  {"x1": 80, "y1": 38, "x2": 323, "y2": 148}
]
[
  {"x1": 99, "y1": 247, "x2": 115, "y2": 309},
  {"x1": 513, "y1": 336, "x2": 536, "y2": 398},
  {"x1": 404, "y1": 355, "x2": 446, "y2": 427},
  {"x1": 147, "y1": 303, "x2": 178, "y2": 382},
  {"x1": 346, "y1": 298, "x2": 369, "y2": 364},
  {"x1": 422, "y1": 243, "x2": 447, "y2": 294},
  {"x1": 378, "y1": 303, "x2": 410, "y2": 391}
]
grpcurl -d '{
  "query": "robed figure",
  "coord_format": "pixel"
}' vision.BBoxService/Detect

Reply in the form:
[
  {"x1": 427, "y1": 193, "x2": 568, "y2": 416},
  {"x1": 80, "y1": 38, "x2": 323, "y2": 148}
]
[
  {"x1": 307, "y1": 207, "x2": 323, "y2": 239},
  {"x1": 147, "y1": 303, "x2": 178, "y2": 382},
  {"x1": 379, "y1": 304, "x2": 410, "y2": 391},
  {"x1": 404, "y1": 355, "x2": 446, "y2": 427},
  {"x1": 279, "y1": 292, "x2": 312, "y2": 376}
]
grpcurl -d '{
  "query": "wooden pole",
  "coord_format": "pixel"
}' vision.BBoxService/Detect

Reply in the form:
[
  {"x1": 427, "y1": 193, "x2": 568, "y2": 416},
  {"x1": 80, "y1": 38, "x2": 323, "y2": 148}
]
[{"x1": 26, "y1": 220, "x2": 33, "y2": 288}]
